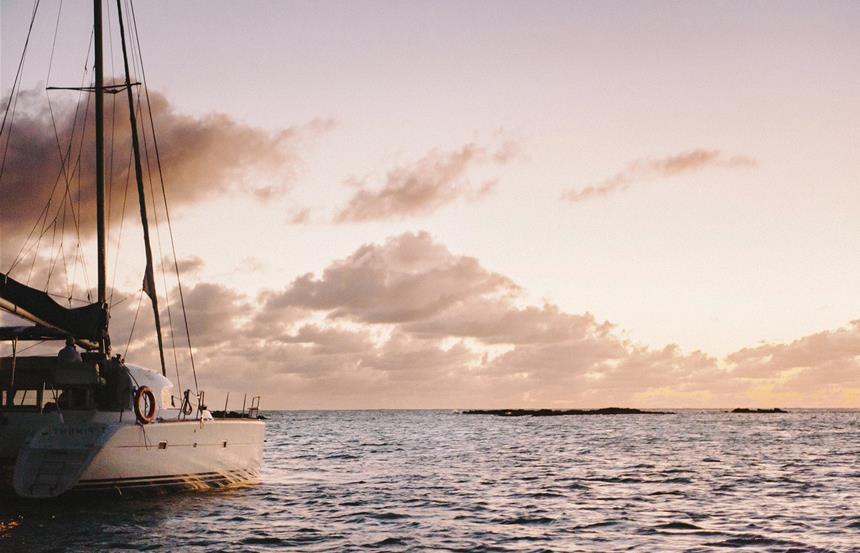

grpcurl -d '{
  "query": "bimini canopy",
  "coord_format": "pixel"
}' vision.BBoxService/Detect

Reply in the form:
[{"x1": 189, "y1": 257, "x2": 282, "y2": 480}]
[{"x1": 0, "y1": 273, "x2": 107, "y2": 349}]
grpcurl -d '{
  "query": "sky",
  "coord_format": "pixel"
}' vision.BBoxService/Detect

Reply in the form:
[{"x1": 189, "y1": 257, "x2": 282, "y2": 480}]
[{"x1": 1, "y1": 0, "x2": 859, "y2": 408}]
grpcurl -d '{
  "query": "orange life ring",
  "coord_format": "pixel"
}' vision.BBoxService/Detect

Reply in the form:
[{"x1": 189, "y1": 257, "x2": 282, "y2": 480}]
[{"x1": 134, "y1": 386, "x2": 157, "y2": 424}]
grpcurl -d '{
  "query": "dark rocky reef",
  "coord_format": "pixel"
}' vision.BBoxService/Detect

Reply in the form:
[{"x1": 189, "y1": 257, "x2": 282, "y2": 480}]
[
  {"x1": 730, "y1": 408, "x2": 788, "y2": 414},
  {"x1": 462, "y1": 407, "x2": 673, "y2": 417}
]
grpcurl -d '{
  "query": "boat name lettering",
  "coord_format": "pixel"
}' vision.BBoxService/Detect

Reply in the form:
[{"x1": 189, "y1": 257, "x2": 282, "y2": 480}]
[{"x1": 52, "y1": 427, "x2": 100, "y2": 436}]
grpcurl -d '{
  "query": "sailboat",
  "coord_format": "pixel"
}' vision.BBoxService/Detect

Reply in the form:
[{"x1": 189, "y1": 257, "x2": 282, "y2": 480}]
[{"x1": 0, "y1": 1, "x2": 264, "y2": 498}]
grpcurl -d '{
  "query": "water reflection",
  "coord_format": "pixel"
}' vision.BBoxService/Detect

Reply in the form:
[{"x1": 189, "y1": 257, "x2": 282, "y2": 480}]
[{"x1": 1, "y1": 410, "x2": 859, "y2": 552}]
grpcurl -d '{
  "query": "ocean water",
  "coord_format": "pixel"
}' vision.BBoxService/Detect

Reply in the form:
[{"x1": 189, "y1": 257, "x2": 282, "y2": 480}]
[{"x1": 2, "y1": 409, "x2": 860, "y2": 552}]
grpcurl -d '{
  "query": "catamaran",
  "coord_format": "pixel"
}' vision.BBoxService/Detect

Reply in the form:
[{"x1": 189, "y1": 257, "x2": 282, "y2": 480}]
[{"x1": 0, "y1": 1, "x2": 264, "y2": 498}]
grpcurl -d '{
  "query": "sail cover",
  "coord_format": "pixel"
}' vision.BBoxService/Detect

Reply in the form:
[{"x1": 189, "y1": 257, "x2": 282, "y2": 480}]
[{"x1": 0, "y1": 273, "x2": 107, "y2": 343}]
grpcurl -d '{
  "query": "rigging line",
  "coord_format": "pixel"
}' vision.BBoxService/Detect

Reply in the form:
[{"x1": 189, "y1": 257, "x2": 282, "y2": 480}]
[
  {"x1": 59, "y1": 195, "x2": 71, "y2": 297},
  {"x1": 117, "y1": 0, "x2": 168, "y2": 374},
  {"x1": 44, "y1": 202, "x2": 65, "y2": 290},
  {"x1": 106, "y1": 0, "x2": 118, "y2": 81},
  {"x1": 0, "y1": 0, "x2": 41, "y2": 186},
  {"x1": 133, "y1": 71, "x2": 182, "y2": 391},
  {"x1": 5, "y1": 163, "x2": 72, "y2": 274},
  {"x1": 75, "y1": 91, "x2": 95, "y2": 299},
  {"x1": 5, "y1": 76, "x2": 83, "y2": 274},
  {"x1": 15, "y1": 340, "x2": 48, "y2": 354},
  {"x1": 19, "y1": 200, "x2": 63, "y2": 275},
  {"x1": 0, "y1": 0, "x2": 39, "y2": 139},
  {"x1": 46, "y1": 95, "x2": 85, "y2": 248},
  {"x1": 109, "y1": 147, "x2": 134, "y2": 306},
  {"x1": 130, "y1": 0, "x2": 198, "y2": 393},
  {"x1": 62, "y1": 29, "x2": 97, "y2": 295},
  {"x1": 57, "y1": 192, "x2": 71, "y2": 293},
  {"x1": 43, "y1": 5, "x2": 81, "y2": 304},
  {"x1": 68, "y1": 208, "x2": 79, "y2": 304},
  {"x1": 107, "y1": 4, "x2": 135, "y2": 306},
  {"x1": 107, "y1": 47, "x2": 119, "y2": 246},
  {"x1": 39, "y1": 30, "x2": 94, "y2": 277},
  {"x1": 21, "y1": 155, "x2": 65, "y2": 281},
  {"x1": 7, "y1": 193, "x2": 53, "y2": 274},
  {"x1": 125, "y1": 289, "x2": 144, "y2": 358},
  {"x1": 45, "y1": 0, "x2": 63, "y2": 85},
  {"x1": 41, "y1": 203, "x2": 62, "y2": 288},
  {"x1": 43, "y1": 290, "x2": 98, "y2": 305},
  {"x1": 9, "y1": 167, "x2": 91, "y2": 283},
  {"x1": 0, "y1": 8, "x2": 41, "y2": 261},
  {"x1": 130, "y1": 17, "x2": 180, "y2": 395},
  {"x1": 124, "y1": 0, "x2": 182, "y2": 391},
  {"x1": 45, "y1": 85, "x2": 92, "y2": 298},
  {"x1": 44, "y1": 89, "x2": 83, "y2": 278},
  {"x1": 25, "y1": 216, "x2": 54, "y2": 285},
  {"x1": 60, "y1": 220, "x2": 72, "y2": 305},
  {"x1": 109, "y1": 146, "x2": 133, "y2": 306},
  {"x1": 75, "y1": 27, "x2": 96, "y2": 238},
  {"x1": 73, "y1": 83, "x2": 93, "y2": 244},
  {"x1": 47, "y1": 26, "x2": 95, "y2": 184},
  {"x1": 105, "y1": 0, "x2": 119, "y2": 245},
  {"x1": 39, "y1": 0, "x2": 65, "y2": 286},
  {"x1": 22, "y1": 213, "x2": 48, "y2": 281},
  {"x1": 108, "y1": 292, "x2": 132, "y2": 307}
]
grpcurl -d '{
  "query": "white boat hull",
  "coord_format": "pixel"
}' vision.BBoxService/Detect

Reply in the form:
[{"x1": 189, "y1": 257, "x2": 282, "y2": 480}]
[{"x1": 13, "y1": 419, "x2": 264, "y2": 497}]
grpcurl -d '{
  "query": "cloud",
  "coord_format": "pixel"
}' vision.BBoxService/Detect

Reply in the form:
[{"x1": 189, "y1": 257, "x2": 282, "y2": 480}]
[
  {"x1": 229, "y1": 232, "x2": 708, "y2": 406},
  {"x1": 173, "y1": 282, "x2": 249, "y2": 347},
  {"x1": 363, "y1": 332, "x2": 477, "y2": 381},
  {"x1": 562, "y1": 149, "x2": 756, "y2": 203},
  {"x1": 235, "y1": 231, "x2": 860, "y2": 408},
  {"x1": 334, "y1": 141, "x2": 517, "y2": 222},
  {"x1": 287, "y1": 208, "x2": 312, "y2": 224},
  {"x1": 277, "y1": 324, "x2": 374, "y2": 355},
  {"x1": 162, "y1": 255, "x2": 205, "y2": 276},
  {"x1": 0, "y1": 86, "x2": 333, "y2": 241},
  {"x1": 404, "y1": 300, "x2": 612, "y2": 345},
  {"x1": 5, "y1": 231, "x2": 858, "y2": 409},
  {"x1": 261, "y1": 231, "x2": 518, "y2": 324},
  {"x1": 726, "y1": 321, "x2": 860, "y2": 384}
]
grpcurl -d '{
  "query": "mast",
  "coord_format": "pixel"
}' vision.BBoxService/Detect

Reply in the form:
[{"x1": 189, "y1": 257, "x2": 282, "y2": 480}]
[
  {"x1": 116, "y1": 0, "x2": 168, "y2": 377},
  {"x1": 94, "y1": 0, "x2": 108, "y2": 353}
]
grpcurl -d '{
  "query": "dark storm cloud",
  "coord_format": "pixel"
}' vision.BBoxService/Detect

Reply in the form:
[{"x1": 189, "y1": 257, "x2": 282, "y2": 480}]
[{"x1": 0, "y1": 86, "x2": 332, "y2": 240}]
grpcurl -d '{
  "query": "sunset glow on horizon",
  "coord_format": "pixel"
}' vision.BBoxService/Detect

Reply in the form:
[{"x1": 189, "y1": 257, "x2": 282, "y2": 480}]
[{"x1": 1, "y1": 0, "x2": 859, "y2": 408}]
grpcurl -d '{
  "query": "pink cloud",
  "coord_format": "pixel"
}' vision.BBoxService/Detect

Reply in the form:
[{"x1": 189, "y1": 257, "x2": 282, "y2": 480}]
[
  {"x1": 0, "y1": 87, "x2": 333, "y2": 241},
  {"x1": 563, "y1": 149, "x2": 756, "y2": 203},
  {"x1": 8, "y1": 232, "x2": 858, "y2": 409},
  {"x1": 334, "y1": 141, "x2": 518, "y2": 222}
]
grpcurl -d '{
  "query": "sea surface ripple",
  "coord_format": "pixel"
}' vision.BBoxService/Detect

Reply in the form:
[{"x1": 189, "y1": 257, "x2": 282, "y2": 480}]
[{"x1": 2, "y1": 409, "x2": 860, "y2": 552}]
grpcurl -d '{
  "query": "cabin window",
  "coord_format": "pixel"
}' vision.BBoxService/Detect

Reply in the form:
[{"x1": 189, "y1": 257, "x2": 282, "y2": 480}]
[
  {"x1": 15, "y1": 390, "x2": 37, "y2": 407},
  {"x1": 7, "y1": 389, "x2": 42, "y2": 409}
]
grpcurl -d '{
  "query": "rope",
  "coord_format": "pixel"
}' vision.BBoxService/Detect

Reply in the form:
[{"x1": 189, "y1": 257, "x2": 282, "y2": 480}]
[
  {"x1": 45, "y1": 0, "x2": 63, "y2": 85},
  {"x1": 130, "y1": 57, "x2": 182, "y2": 393},
  {"x1": 0, "y1": 0, "x2": 41, "y2": 175},
  {"x1": 15, "y1": 340, "x2": 48, "y2": 354},
  {"x1": 109, "y1": 149, "x2": 134, "y2": 306},
  {"x1": 105, "y1": 0, "x2": 119, "y2": 247},
  {"x1": 130, "y1": 0, "x2": 199, "y2": 394},
  {"x1": 125, "y1": 289, "x2": 144, "y2": 358},
  {"x1": 8, "y1": 24, "x2": 94, "y2": 291}
]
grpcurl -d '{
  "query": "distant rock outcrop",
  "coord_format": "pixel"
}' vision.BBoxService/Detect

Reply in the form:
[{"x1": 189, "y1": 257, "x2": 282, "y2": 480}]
[
  {"x1": 211, "y1": 410, "x2": 267, "y2": 420},
  {"x1": 462, "y1": 407, "x2": 673, "y2": 417},
  {"x1": 730, "y1": 408, "x2": 788, "y2": 414}
]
